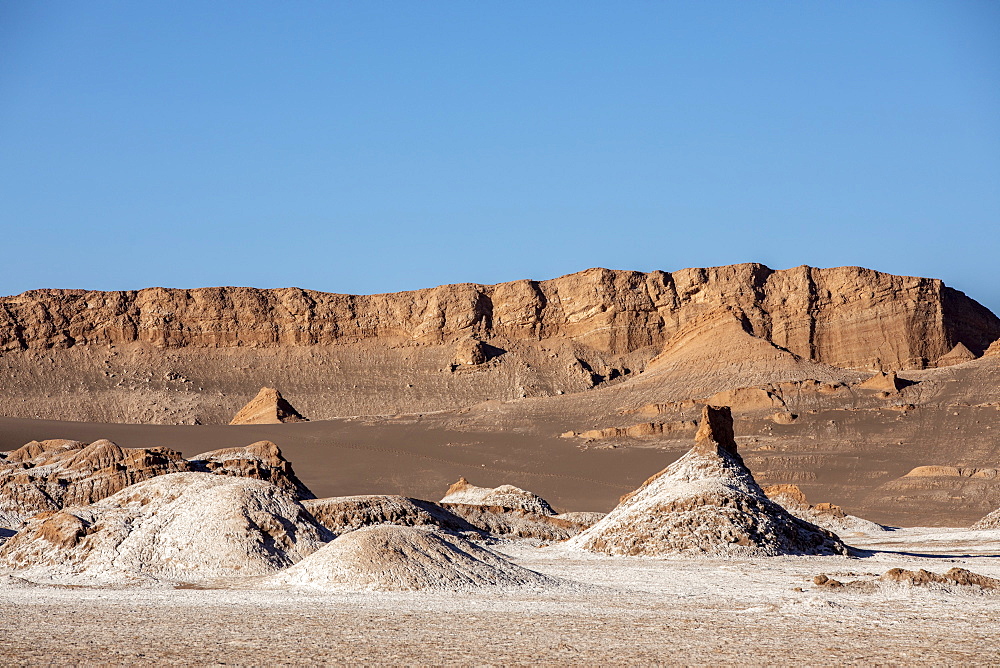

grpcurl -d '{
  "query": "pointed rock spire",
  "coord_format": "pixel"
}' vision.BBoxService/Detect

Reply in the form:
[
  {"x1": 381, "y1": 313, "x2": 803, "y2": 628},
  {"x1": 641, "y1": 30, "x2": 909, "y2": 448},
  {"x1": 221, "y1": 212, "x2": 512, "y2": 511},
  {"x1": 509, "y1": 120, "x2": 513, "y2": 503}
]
[{"x1": 230, "y1": 387, "x2": 307, "y2": 425}]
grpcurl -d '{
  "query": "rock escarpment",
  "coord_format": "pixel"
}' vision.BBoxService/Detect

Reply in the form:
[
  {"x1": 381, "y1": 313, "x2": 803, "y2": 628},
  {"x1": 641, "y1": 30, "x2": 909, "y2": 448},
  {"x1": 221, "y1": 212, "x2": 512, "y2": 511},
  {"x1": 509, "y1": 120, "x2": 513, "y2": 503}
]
[
  {"x1": 567, "y1": 405, "x2": 848, "y2": 557},
  {"x1": 0, "y1": 438, "x2": 313, "y2": 529},
  {"x1": 2, "y1": 264, "x2": 997, "y2": 371}
]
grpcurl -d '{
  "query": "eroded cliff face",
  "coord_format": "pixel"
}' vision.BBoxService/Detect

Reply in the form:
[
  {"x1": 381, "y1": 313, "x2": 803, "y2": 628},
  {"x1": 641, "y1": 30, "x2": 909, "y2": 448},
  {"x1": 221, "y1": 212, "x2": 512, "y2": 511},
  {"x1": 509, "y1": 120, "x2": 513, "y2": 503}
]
[{"x1": 1, "y1": 264, "x2": 997, "y2": 371}]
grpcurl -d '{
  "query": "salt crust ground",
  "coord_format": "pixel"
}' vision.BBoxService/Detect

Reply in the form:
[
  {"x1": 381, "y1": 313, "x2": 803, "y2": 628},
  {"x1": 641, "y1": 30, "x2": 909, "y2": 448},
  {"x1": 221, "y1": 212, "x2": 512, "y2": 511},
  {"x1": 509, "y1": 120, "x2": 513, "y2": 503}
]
[{"x1": 2, "y1": 527, "x2": 1000, "y2": 665}]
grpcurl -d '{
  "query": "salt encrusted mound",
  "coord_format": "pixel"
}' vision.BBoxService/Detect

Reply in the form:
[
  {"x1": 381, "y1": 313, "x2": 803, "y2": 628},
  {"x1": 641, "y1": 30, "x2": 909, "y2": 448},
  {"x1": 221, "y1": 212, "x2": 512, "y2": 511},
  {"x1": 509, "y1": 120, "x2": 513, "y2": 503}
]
[
  {"x1": 972, "y1": 507, "x2": 1000, "y2": 530},
  {"x1": 271, "y1": 525, "x2": 555, "y2": 591},
  {"x1": 0, "y1": 438, "x2": 314, "y2": 530},
  {"x1": 303, "y1": 495, "x2": 483, "y2": 537},
  {"x1": 0, "y1": 472, "x2": 332, "y2": 583},
  {"x1": 440, "y1": 478, "x2": 556, "y2": 515},
  {"x1": 763, "y1": 484, "x2": 887, "y2": 535},
  {"x1": 230, "y1": 387, "x2": 307, "y2": 425},
  {"x1": 568, "y1": 405, "x2": 848, "y2": 557}
]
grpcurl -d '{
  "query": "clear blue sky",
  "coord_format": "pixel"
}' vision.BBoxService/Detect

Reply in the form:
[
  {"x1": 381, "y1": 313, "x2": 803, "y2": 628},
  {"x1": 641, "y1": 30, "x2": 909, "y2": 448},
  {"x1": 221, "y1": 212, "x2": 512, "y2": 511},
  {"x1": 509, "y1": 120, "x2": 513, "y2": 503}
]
[{"x1": 2, "y1": 1, "x2": 998, "y2": 313}]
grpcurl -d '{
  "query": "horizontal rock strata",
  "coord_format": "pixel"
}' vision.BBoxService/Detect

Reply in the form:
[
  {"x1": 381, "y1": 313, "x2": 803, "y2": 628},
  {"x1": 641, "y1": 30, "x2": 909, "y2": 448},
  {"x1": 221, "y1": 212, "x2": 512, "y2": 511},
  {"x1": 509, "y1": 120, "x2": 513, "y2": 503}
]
[{"x1": 3, "y1": 264, "x2": 998, "y2": 370}]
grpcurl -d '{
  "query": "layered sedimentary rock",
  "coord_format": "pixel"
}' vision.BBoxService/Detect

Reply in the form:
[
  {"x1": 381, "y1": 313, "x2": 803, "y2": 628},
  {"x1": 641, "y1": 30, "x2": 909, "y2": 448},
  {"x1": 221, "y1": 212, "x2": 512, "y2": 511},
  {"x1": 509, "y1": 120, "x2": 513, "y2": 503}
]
[
  {"x1": 0, "y1": 473, "x2": 331, "y2": 583},
  {"x1": 0, "y1": 438, "x2": 313, "y2": 529},
  {"x1": 3, "y1": 264, "x2": 997, "y2": 371},
  {"x1": 567, "y1": 405, "x2": 848, "y2": 557},
  {"x1": 303, "y1": 495, "x2": 483, "y2": 537}
]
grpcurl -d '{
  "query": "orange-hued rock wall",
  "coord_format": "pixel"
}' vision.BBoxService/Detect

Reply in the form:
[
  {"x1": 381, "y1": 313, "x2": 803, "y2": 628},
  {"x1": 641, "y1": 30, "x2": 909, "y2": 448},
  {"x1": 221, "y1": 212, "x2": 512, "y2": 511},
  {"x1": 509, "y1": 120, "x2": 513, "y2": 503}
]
[{"x1": 2, "y1": 264, "x2": 997, "y2": 370}]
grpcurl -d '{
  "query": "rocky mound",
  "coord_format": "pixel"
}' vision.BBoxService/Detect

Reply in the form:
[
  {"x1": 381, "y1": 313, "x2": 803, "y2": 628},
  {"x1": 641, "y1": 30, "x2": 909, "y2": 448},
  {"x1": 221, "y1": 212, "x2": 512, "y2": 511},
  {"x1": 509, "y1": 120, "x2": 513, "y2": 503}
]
[
  {"x1": 567, "y1": 405, "x2": 848, "y2": 557},
  {"x1": 303, "y1": 495, "x2": 482, "y2": 536},
  {"x1": 440, "y1": 478, "x2": 555, "y2": 515},
  {"x1": 935, "y1": 342, "x2": 977, "y2": 368},
  {"x1": 762, "y1": 484, "x2": 887, "y2": 534},
  {"x1": 881, "y1": 567, "x2": 1000, "y2": 591},
  {"x1": 270, "y1": 525, "x2": 555, "y2": 591},
  {"x1": 189, "y1": 440, "x2": 314, "y2": 499},
  {"x1": 440, "y1": 503, "x2": 593, "y2": 542},
  {"x1": 303, "y1": 494, "x2": 592, "y2": 542},
  {"x1": 230, "y1": 387, "x2": 307, "y2": 425},
  {"x1": 0, "y1": 472, "x2": 331, "y2": 583},
  {"x1": 0, "y1": 439, "x2": 313, "y2": 530},
  {"x1": 972, "y1": 507, "x2": 1000, "y2": 530}
]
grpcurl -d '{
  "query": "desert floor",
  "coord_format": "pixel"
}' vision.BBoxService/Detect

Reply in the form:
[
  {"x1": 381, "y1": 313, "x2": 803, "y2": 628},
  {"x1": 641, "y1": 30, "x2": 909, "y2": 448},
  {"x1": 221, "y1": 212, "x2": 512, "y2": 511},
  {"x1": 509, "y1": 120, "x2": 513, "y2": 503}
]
[{"x1": 2, "y1": 528, "x2": 999, "y2": 666}]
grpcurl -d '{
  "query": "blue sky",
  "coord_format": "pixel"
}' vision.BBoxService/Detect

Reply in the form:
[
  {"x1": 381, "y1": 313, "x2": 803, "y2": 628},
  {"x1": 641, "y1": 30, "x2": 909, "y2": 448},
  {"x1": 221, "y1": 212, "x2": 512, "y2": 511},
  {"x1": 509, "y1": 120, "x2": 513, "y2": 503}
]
[{"x1": 2, "y1": 1, "x2": 998, "y2": 312}]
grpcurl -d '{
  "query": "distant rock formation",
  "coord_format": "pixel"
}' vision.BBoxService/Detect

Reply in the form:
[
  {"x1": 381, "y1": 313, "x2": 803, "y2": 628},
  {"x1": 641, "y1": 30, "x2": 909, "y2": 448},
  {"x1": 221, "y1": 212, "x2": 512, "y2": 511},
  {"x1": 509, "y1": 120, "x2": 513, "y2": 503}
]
[
  {"x1": 567, "y1": 405, "x2": 848, "y2": 557},
  {"x1": 2, "y1": 264, "x2": 997, "y2": 371},
  {"x1": 0, "y1": 438, "x2": 313, "y2": 530},
  {"x1": 230, "y1": 387, "x2": 307, "y2": 425},
  {"x1": 441, "y1": 478, "x2": 556, "y2": 515},
  {"x1": 762, "y1": 484, "x2": 886, "y2": 534},
  {"x1": 303, "y1": 493, "x2": 594, "y2": 543},
  {"x1": 857, "y1": 371, "x2": 903, "y2": 393},
  {"x1": 270, "y1": 525, "x2": 557, "y2": 591},
  {"x1": 0, "y1": 473, "x2": 331, "y2": 584},
  {"x1": 934, "y1": 342, "x2": 977, "y2": 367},
  {"x1": 303, "y1": 495, "x2": 483, "y2": 537}
]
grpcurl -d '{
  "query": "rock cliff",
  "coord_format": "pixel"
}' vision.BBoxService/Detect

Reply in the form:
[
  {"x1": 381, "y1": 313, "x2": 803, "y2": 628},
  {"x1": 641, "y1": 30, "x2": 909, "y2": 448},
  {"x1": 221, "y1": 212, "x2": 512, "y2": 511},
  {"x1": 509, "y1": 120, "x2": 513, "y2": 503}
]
[{"x1": 2, "y1": 264, "x2": 997, "y2": 371}]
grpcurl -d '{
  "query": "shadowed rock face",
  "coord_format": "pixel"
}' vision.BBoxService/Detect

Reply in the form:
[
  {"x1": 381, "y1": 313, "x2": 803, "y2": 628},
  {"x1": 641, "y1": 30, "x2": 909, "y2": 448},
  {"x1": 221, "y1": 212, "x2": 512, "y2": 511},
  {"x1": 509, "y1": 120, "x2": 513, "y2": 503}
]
[
  {"x1": 0, "y1": 438, "x2": 314, "y2": 529},
  {"x1": 569, "y1": 405, "x2": 848, "y2": 557},
  {"x1": 2, "y1": 264, "x2": 997, "y2": 370}
]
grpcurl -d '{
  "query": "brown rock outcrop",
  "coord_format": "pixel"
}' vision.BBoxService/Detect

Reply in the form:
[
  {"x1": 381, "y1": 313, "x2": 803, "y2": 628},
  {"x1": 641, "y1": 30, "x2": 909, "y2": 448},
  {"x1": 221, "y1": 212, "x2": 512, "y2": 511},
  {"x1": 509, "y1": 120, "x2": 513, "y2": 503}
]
[
  {"x1": 229, "y1": 387, "x2": 306, "y2": 425},
  {"x1": 3, "y1": 264, "x2": 997, "y2": 371},
  {"x1": 440, "y1": 478, "x2": 556, "y2": 515},
  {"x1": 881, "y1": 567, "x2": 1000, "y2": 590},
  {"x1": 857, "y1": 371, "x2": 903, "y2": 393},
  {"x1": 0, "y1": 438, "x2": 314, "y2": 529},
  {"x1": 564, "y1": 420, "x2": 697, "y2": 441},
  {"x1": 303, "y1": 495, "x2": 482, "y2": 537},
  {"x1": 934, "y1": 342, "x2": 977, "y2": 367}
]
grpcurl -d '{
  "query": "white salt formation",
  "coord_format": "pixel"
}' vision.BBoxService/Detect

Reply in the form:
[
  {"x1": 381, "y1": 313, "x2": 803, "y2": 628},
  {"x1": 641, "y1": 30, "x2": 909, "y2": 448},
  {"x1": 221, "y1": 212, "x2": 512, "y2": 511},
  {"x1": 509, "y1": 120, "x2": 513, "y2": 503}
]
[
  {"x1": 272, "y1": 525, "x2": 556, "y2": 591},
  {"x1": 440, "y1": 478, "x2": 556, "y2": 515},
  {"x1": 568, "y1": 405, "x2": 848, "y2": 557},
  {"x1": 0, "y1": 472, "x2": 331, "y2": 584},
  {"x1": 972, "y1": 507, "x2": 1000, "y2": 530}
]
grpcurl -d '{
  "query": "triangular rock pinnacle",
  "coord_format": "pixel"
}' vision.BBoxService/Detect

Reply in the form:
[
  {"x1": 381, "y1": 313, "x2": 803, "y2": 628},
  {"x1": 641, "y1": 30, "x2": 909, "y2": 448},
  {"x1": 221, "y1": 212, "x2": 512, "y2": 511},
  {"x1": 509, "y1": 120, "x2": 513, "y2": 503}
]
[{"x1": 230, "y1": 387, "x2": 307, "y2": 425}]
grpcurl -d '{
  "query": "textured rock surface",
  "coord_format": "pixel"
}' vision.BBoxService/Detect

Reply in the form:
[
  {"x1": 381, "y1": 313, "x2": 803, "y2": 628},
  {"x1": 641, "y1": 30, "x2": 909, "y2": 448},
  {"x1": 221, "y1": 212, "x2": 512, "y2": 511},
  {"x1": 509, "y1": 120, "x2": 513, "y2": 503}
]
[
  {"x1": 229, "y1": 387, "x2": 306, "y2": 425},
  {"x1": 0, "y1": 438, "x2": 313, "y2": 529},
  {"x1": 441, "y1": 478, "x2": 556, "y2": 515},
  {"x1": 763, "y1": 484, "x2": 886, "y2": 535},
  {"x1": 971, "y1": 508, "x2": 1000, "y2": 530},
  {"x1": 303, "y1": 495, "x2": 482, "y2": 537},
  {"x1": 2, "y1": 264, "x2": 997, "y2": 370},
  {"x1": 0, "y1": 473, "x2": 331, "y2": 583},
  {"x1": 270, "y1": 525, "x2": 556, "y2": 591},
  {"x1": 568, "y1": 405, "x2": 848, "y2": 557}
]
